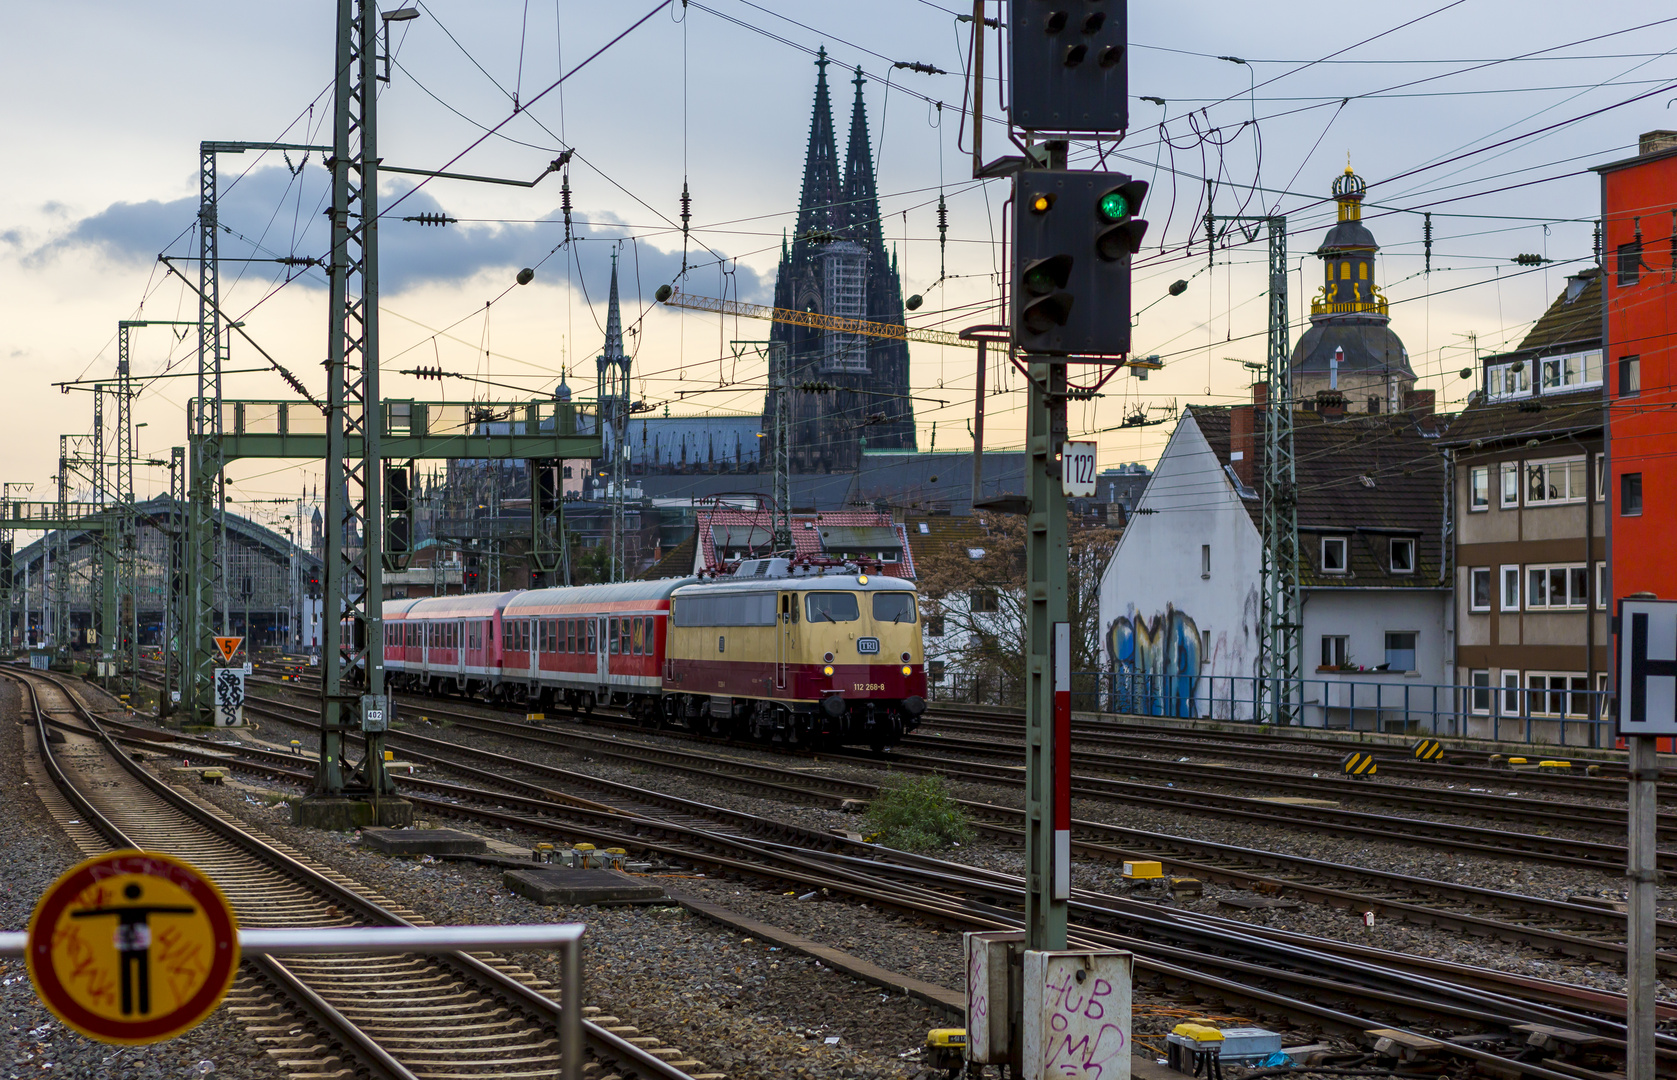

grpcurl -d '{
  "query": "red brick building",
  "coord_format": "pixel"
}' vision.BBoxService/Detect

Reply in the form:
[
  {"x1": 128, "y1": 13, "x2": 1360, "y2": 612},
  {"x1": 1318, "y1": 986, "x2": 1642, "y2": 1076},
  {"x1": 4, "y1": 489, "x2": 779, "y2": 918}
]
[{"x1": 1594, "y1": 131, "x2": 1677, "y2": 607}]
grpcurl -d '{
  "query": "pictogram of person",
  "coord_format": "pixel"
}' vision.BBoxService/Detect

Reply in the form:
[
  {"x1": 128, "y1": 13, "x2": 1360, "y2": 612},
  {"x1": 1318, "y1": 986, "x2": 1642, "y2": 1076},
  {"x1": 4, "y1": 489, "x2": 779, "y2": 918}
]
[{"x1": 71, "y1": 883, "x2": 195, "y2": 1015}]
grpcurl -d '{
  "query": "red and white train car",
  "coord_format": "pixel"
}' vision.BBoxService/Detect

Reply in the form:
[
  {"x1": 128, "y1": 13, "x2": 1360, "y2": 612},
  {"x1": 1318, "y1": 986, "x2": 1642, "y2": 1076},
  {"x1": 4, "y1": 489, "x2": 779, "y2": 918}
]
[
  {"x1": 382, "y1": 590, "x2": 518, "y2": 698},
  {"x1": 499, "y1": 578, "x2": 690, "y2": 716}
]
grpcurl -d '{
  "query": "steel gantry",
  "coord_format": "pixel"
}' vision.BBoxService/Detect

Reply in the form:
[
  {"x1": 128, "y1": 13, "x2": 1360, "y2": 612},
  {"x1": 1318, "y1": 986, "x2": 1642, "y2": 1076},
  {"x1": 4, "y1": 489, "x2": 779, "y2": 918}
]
[
  {"x1": 1207, "y1": 212, "x2": 1300, "y2": 724},
  {"x1": 182, "y1": 141, "x2": 327, "y2": 725},
  {"x1": 0, "y1": 482, "x2": 30, "y2": 654}
]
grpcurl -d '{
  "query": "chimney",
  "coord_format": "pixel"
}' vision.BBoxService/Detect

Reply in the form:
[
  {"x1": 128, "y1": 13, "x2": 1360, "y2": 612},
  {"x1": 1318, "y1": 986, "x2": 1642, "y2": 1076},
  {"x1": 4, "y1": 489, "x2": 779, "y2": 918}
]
[
  {"x1": 1316, "y1": 389, "x2": 1346, "y2": 419},
  {"x1": 1229, "y1": 404, "x2": 1255, "y2": 488},
  {"x1": 1403, "y1": 388, "x2": 1436, "y2": 416},
  {"x1": 1251, "y1": 380, "x2": 1269, "y2": 414},
  {"x1": 1639, "y1": 130, "x2": 1677, "y2": 156}
]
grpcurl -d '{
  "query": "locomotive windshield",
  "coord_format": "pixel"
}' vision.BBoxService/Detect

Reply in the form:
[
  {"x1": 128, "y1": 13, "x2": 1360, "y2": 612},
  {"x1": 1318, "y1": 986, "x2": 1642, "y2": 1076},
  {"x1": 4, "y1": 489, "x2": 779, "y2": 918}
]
[
  {"x1": 805, "y1": 592, "x2": 860, "y2": 623},
  {"x1": 872, "y1": 593, "x2": 917, "y2": 624}
]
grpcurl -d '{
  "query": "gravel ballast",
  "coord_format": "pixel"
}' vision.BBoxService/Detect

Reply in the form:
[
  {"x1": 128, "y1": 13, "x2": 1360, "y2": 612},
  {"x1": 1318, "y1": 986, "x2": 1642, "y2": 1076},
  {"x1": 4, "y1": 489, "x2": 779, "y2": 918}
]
[{"x1": 0, "y1": 681, "x2": 291, "y2": 1080}]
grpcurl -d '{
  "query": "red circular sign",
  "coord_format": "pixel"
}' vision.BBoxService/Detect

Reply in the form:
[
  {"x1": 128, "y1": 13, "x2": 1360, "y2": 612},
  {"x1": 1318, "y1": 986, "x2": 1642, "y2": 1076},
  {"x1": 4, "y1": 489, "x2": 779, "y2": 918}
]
[{"x1": 27, "y1": 850, "x2": 240, "y2": 1045}]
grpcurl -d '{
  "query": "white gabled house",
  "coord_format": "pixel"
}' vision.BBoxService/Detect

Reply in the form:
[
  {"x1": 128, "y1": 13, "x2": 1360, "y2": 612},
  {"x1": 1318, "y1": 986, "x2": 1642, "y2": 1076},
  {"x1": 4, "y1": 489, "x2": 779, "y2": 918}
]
[{"x1": 1098, "y1": 395, "x2": 1453, "y2": 725}]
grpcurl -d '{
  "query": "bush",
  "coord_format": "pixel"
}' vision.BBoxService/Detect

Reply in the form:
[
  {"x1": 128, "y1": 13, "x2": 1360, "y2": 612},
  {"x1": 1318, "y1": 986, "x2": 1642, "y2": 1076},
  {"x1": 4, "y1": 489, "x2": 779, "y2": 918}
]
[{"x1": 865, "y1": 773, "x2": 973, "y2": 852}]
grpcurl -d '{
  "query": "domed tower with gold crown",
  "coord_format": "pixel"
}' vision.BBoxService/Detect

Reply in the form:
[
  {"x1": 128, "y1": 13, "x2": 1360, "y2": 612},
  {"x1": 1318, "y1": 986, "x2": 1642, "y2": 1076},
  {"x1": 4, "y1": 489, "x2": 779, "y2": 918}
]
[{"x1": 1288, "y1": 163, "x2": 1415, "y2": 413}]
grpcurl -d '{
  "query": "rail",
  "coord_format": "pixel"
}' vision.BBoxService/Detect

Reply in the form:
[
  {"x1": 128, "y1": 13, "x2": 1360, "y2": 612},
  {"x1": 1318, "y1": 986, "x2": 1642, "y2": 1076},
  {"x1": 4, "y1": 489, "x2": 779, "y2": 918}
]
[
  {"x1": 931, "y1": 670, "x2": 1614, "y2": 747},
  {"x1": 0, "y1": 926, "x2": 585, "y2": 1080}
]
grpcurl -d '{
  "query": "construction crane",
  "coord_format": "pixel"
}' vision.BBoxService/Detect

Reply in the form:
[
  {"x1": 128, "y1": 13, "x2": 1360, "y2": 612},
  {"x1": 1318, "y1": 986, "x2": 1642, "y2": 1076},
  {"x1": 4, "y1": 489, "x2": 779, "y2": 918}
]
[
  {"x1": 652, "y1": 286, "x2": 1166, "y2": 372},
  {"x1": 654, "y1": 285, "x2": 972, "y2": 349}
]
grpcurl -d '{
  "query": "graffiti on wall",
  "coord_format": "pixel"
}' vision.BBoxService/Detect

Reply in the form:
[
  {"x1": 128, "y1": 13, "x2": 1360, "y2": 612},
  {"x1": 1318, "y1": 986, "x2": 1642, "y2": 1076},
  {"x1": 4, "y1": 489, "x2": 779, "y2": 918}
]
[{"x1": 1108, "y1": 606, "x2": 1202, "y2": 718}]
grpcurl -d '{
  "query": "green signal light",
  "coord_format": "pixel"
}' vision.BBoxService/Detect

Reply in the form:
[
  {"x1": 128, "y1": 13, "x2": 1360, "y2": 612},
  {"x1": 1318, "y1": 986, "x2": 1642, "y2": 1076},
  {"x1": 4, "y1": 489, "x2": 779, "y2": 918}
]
[
  {"x1": 1024, "y1": 268, "x2": 1055, "y2": 294},
  {"x1": 1098, "y1": 191, "x2": 1129, "y2": 222}
]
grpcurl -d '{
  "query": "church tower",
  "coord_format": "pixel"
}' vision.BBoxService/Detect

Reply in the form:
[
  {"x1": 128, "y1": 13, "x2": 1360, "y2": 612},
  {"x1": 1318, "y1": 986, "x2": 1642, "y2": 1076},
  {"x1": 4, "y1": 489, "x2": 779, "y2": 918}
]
[
  {"x1": 1289, "y1": 164, "x2": 1415, "y2": 413},
  {"x1": 763, "y1": 51, "x2": 916, "y2": 473}
]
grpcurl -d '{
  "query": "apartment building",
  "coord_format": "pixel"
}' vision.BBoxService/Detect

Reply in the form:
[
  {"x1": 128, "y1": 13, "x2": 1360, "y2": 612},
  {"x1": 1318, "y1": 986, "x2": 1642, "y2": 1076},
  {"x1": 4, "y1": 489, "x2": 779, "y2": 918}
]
[{"x1": 1438, "y1": 270, "x2": 1607, "y2": 737}]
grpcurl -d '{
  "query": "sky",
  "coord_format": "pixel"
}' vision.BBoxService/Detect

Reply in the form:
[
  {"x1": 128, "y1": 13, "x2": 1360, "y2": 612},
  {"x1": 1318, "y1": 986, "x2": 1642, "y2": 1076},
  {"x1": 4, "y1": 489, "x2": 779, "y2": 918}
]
[{"x1": 3, "y1": 0, "x2": 1675, "y2": 526}]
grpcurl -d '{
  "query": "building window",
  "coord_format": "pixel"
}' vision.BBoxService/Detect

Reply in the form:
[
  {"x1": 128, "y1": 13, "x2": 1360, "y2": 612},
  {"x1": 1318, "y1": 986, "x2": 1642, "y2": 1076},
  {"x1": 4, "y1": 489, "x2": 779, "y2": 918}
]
[
  {"x1": 1622, "y1": 472, "x2": 1644, "y2": 516},
  {"x1": 1536, "y1": 351, "x2": 1602, "y2": 392},
  {"x1": 1526, "y1": 563, "x2": 1589, "y2": 609},
  {"x1": 925, "y1": 615, "x2": 945, "y2": 637},
  {"x1": 1500, "y1": 463, "x2": 1520, "y2": 508},
  {"x1": 1201, "y1": 544, "x2": 1211, "y2": 578},
  {"x1": 1469, "y1": 567, "x2": 1491, "y2": 612},
  {"x1": 1321, "y1": 536, "x2": 1348, "y2": 573},
  {"x1": 1525, "y1": 457, "x2": 1587, "y2": 505},
  {"x1": 1321, "y1": 635, "x2": 1349, "y2": 668},
  {"x1": 970, "y1": 588, "x2": 1000, "y2": 613},
  {"x1": 1620, "y1": 355, "x2": 1641, "y2": 397},
  {"x1": 1470, "y1": 670, "x2": 1492, "y2": 714},
  {"x1": 1390, "y1": 538, "x2": 1416, "y2": 574},
  {"x1": 1383, "y1": 631, "x2": 1417, "y2": 672},
  {"x1": 1528, "y1": 672, "x2": 1591, "y2": 717},
  {"x1": 1618, "y1": 239, "x2": 1643, "y2": 287},
  {"x1": 1469, "y1": 466, "x2": 1489, "y2": 511},
  {"x1": 1487, "y1": 362, "x2": 1531, "y2": 399},
  {"x1": 1500, "y1": 565, "x2": 1521, "y2": 612},
  {"x1": 917, "y1": 522, "x2": 930, "y2": 534},
  {"x1": 1501, "y1": 670, "x2": 1522, "y2": 715},
  {"x1": 1597, "y1": 561, "x2": 1607, "y2": 609}
]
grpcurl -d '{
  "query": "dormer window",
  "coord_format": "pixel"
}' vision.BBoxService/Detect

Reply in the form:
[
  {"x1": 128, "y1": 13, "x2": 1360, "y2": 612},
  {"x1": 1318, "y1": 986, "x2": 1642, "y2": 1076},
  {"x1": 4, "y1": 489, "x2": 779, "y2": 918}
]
[
  {"x1": 1390, "y1": 538, "x2": 1416, "y2": 574},
  {"x1": 1321, "y1": 536, "x2": 1348, "y2": 574}
]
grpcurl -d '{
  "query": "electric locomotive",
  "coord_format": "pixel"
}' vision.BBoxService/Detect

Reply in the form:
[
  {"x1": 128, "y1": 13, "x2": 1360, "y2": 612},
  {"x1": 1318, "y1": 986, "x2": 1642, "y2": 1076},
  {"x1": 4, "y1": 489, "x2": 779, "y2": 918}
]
[{"x1": 662, "y1": 557, "x2": 927, "y2": 748}]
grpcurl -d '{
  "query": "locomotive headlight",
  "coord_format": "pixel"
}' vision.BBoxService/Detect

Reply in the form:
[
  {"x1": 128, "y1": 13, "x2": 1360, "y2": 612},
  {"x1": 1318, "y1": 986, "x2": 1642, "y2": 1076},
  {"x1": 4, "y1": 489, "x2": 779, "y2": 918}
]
[
  {"x1": 858, "y1": 574, "x2": 869, "y2": 584},
  {"x1": 902, "y1": 666, "x2": 912, "y2": 676},
  {"x1": 823, "y1": 665, "x2": 834, "y2": 676}
]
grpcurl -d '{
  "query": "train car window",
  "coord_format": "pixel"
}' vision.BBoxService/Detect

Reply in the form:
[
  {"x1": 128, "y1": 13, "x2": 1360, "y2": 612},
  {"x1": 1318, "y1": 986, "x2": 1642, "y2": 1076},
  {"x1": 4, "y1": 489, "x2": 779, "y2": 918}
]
[
  {"x1": 566, "y1": 620, "x2": 575, "y2": 653},
  {"x1": 609, "y1": 617, "x2": 621, "y2": 654},
  {"x1": 671, "y1": 592, "x2": 777, "y2": 627},
  {"x1": 872, "y1": 593, "x2": 917, "y2": 624},
  {"x1": 620, "y1": 619, "x2": 632, "y2": 655},
  {"x1": 805, "y1": 592, "x2": 860, "y2": 623},
  {"x1": 586, "y1": 619, "x2": 597, "y2": 654},
  {"x1": 631, "y1": 617, "x2": 644, "y2": 655},
  {"x1": 644, "y1": 616, "x2": 655, "y2": 651}
]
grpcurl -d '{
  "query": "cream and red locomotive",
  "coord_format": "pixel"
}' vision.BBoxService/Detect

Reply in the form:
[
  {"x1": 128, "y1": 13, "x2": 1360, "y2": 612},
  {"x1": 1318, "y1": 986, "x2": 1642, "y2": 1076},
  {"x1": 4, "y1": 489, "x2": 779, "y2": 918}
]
[{"x1": 379, "y1": 558, "x2": 926, "y2": 748}]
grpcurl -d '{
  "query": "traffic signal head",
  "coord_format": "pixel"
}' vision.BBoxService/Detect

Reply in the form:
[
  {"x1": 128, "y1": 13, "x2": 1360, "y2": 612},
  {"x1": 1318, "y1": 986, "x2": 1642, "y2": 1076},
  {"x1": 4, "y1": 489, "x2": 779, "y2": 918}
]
[
  {"x1": 1095, "y1": 179, "x2": 1150, "y2": 260},
  {"x1": 1020, "y1": 255, "x2": 1075, "y2": 334},
  {"x1": 1010, "y1": 0, "x2": 1128, "y2": 133},
  {"x1": 1014, "y1": 170, "x2": 1148, "y2": 356}
]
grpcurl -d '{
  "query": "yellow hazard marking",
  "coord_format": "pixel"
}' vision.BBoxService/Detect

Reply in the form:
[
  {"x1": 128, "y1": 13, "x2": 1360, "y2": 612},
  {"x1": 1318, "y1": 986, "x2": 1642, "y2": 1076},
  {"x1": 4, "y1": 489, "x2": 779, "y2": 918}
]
[
  {"x1": 26, "y1": 851, "x2": 239, "y2": 1045},
  {"x1": 1341, "y1": 751, "x2": 1377, "y2": 776},
  {"x1": 1412, "y1": 739, "x2": 1444, "y2": 761}
]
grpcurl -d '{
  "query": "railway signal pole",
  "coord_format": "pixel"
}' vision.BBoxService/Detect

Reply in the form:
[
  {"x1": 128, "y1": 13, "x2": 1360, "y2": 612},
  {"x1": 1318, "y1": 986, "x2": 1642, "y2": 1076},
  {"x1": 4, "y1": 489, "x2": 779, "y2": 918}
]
[{"x1": 964, "y1": 7, "x2": 1142, "y2": 1077}]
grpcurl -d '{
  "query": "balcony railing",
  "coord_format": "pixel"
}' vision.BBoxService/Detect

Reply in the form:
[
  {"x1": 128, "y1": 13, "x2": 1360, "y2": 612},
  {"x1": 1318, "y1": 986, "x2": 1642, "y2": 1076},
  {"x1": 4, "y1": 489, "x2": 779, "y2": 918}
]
[{"x1": 1309, "y1": 297, "x2": 1389, "y2": 317}]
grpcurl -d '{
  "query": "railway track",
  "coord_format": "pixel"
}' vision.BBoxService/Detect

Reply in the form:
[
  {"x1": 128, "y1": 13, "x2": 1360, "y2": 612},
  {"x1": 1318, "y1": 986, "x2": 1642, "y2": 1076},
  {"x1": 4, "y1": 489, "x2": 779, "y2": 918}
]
[
  {"x1": 922, "y1": 703, "x2": 1644, "y2": 785},
  {"x1": 8, "y1": 666, "x2": 703, "y2": 1080},
  {"x1": 157, "y1": 686, "x2": 1677, "y2": 976},
  {"x1": 100, "y1": 684, "x2": 1677, "y2": 1078},
  {"x1": 895, "y1": 729, "x2": 1667, "y2": 839}
]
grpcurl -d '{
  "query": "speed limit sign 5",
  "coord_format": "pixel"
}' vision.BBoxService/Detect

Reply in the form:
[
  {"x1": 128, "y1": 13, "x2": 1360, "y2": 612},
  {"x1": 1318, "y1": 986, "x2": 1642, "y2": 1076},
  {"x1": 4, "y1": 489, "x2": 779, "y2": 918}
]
[{"x1": 1062, "y1": 440, "x2": 1098, "y2": 497}]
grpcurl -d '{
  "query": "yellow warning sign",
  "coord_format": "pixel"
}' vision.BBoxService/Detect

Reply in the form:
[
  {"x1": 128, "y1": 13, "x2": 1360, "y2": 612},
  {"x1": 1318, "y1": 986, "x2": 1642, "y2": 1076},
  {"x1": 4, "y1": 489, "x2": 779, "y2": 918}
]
[
  {"x1": 27, "y1": 851, "x2": 240, "y2": 1045},
  {"x1": 213, "y1": 637, "x2": 243, "y2": 663}
]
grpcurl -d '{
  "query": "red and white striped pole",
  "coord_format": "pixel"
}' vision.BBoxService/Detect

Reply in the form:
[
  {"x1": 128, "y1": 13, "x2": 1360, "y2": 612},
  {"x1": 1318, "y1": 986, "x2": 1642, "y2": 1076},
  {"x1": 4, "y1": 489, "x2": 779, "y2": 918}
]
[{"x1": 1053, "y1": 621, "x2": 1071, "y2": 901}]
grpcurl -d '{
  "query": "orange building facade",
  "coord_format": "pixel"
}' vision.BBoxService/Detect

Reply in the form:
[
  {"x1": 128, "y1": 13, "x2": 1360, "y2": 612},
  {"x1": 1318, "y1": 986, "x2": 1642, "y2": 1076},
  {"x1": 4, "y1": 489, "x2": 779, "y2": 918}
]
[{"x1": 1595, "y1": 133, "x2": 1677, "y2": 611}]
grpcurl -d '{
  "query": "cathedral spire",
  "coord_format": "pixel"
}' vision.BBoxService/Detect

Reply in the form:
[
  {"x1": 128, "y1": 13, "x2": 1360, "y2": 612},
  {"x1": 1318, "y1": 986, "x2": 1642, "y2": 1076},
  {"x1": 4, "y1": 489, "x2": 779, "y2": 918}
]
[
  {"x1": 794, "y1": 47, "x2": 843, "y2": 241},
  {"x1": 842, "y1": 65, "x2": 885, "y2": 255},
  {"x1": 602, "y1": 250, "x2": 625, "y2": 367}
]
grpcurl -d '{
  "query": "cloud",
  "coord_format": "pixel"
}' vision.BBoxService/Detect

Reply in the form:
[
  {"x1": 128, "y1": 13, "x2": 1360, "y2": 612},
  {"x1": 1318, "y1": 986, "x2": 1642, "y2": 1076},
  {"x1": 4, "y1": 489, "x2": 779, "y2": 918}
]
[{"x1": 28, "y1": 164, "x2": 768, "y2": 301}]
